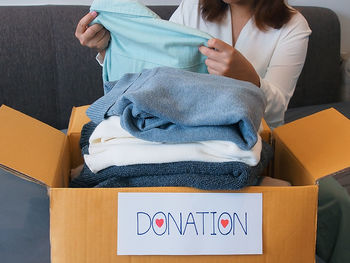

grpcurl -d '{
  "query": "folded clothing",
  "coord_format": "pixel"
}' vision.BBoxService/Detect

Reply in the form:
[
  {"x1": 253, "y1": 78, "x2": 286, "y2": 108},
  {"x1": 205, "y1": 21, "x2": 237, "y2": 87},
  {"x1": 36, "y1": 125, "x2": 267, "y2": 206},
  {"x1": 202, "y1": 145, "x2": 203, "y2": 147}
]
[
  {"x1": 70, "y1": 122, "x2": 273, "y2": 190},
  {"x1": 84, "y1": 115, "x2": 263, "y2": 173},
  {"x1": 87, "y1": 67, "x2": 266, "y2": 150}
]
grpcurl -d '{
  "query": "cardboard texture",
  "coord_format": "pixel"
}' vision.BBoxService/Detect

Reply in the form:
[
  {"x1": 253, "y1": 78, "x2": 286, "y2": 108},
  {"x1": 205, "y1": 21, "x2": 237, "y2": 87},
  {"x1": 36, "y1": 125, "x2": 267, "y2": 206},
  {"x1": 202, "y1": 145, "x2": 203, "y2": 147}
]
[
  {"x1": 260, "y1": 119, "x2": 271, "y2": 144},
  {"x1": 273, "y1": 108, "x2": 350, "y2": 184},
  {"x1": 0, "y1": 105, "x2": 70, "y2": 188},
  {"x1": 50, "y1": 187, "x2": 317, "y2": 263},
  {"x1": 1, "y1": 104, "x2": 349, "y2": 263},
  {"x1": 67, "y1": 105, "x2": 90, "y2": 169}
]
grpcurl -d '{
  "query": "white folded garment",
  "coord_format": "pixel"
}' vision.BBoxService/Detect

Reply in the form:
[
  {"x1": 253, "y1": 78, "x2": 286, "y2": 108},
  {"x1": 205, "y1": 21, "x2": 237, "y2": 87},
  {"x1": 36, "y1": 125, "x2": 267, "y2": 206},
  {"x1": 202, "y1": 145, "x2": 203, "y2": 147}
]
[{"x1": 84, "y1": 116, "x2": 262, "y2": 173}]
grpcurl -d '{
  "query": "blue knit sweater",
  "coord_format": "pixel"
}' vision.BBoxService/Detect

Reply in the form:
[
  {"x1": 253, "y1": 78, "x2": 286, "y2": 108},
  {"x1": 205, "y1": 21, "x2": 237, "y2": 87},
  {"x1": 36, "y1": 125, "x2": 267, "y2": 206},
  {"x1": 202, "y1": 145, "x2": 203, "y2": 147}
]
[{"x1": 87, "y1": 67, "x2": 266, "y2": 150}]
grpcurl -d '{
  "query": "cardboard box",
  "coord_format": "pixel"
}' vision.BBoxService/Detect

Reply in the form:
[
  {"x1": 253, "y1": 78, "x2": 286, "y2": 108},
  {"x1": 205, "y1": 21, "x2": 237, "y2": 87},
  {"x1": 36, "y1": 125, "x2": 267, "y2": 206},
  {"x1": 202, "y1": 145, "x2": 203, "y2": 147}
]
[{"x1": 1, "y1": 104, "x2": 349, "y2": 263}]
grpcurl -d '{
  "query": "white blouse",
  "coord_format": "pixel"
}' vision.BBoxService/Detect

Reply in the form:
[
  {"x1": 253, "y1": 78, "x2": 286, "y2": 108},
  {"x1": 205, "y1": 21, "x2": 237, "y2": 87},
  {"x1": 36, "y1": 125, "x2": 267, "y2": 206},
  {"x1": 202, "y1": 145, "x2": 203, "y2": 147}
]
[{"x1": 170, "y1": 0, "x2": 312, "y2": 128}]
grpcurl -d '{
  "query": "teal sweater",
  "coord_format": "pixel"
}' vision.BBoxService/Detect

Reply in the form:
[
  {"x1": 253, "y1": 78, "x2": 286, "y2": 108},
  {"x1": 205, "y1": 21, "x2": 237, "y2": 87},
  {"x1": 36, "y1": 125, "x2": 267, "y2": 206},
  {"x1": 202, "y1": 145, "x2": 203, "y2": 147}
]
[{"x1": 90, "y1": 0, "x2": 211, "y2": 90}]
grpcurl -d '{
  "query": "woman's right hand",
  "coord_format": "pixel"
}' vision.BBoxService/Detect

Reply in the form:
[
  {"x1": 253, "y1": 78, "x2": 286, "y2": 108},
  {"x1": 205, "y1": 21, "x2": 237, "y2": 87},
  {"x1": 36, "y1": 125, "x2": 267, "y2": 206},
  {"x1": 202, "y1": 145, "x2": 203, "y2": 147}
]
[{"x1": 75, "y1": 11, "x2": 110, "y2": 53}]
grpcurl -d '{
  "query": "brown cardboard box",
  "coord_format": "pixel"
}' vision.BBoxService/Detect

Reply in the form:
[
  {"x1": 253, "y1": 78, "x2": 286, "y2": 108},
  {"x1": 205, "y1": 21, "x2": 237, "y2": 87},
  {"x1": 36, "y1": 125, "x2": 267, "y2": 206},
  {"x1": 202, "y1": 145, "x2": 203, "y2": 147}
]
[{"x1": 1, "y1": 104, "x2": 349, "y2": 263}]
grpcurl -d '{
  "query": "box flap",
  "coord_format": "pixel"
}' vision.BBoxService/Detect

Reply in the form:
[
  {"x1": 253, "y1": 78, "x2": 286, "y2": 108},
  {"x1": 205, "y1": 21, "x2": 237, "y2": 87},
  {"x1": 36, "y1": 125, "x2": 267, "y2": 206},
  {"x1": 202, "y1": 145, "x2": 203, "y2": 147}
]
[
  {"x1": 0, "y1": 105, "x2": 70, "y2": 187},
  {"x1": 260, "y1": 119, "x2": 271, "y2": 144},
  {"x1": 273, "y1": 108, "x2": 350, "y2": 183},
  {"x1": 67, "y1": 105, "x2": 91, "y2": 135},
  {"x1": 50, "y1": 186, "x2": 317, "y2": 263},
  {"x1": 67, "y1": 106, "x2": 91, "y2": 169}
]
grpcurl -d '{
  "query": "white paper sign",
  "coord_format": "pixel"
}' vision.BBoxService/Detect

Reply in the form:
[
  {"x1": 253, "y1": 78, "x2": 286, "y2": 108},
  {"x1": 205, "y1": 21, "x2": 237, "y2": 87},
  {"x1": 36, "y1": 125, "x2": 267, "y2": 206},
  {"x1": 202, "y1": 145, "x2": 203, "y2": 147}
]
[{"x1": 117, "y1": 192, "x2": 262, "y2": 255}]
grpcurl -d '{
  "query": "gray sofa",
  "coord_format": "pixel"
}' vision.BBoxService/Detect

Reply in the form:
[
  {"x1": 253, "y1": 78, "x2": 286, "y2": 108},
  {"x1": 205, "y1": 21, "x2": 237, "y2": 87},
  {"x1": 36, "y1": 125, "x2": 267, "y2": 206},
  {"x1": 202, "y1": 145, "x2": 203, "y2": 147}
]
[{"x1": 0, "y1": 5, "x2": 345, "y2": 130}]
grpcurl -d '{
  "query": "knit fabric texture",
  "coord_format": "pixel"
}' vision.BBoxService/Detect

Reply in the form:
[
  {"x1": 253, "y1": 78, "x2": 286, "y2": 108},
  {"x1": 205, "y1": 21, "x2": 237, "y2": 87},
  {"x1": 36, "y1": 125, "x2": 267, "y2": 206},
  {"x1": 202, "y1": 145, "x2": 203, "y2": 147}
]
[
  {"x1": 90, "y1": 0, "x2": 211, "y2": 89},
  {"x1": 86, "y1": 67, "x2": 266, "y2": 150},
  {"x1": 70, "y1": 121, "x2": 273, "y2": 190}
]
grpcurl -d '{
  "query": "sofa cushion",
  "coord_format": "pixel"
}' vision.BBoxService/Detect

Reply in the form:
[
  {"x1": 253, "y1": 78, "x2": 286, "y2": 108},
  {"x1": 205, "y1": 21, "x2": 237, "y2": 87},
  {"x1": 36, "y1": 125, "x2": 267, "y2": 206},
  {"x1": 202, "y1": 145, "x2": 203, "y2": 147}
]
[
  {"x1": 290, "y1": 6, "x2": 342, "y2": 108},
  {"x1": 0, "y1": 6, "x2": 59, "y2": 127}
]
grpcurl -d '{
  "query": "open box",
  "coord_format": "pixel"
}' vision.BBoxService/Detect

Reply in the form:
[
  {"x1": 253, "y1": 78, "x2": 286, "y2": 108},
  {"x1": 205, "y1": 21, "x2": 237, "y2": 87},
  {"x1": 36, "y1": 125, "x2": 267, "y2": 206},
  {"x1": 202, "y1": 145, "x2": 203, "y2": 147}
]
[{"x1": 0, "y1": 104, "x2": 349, "y2": 263}]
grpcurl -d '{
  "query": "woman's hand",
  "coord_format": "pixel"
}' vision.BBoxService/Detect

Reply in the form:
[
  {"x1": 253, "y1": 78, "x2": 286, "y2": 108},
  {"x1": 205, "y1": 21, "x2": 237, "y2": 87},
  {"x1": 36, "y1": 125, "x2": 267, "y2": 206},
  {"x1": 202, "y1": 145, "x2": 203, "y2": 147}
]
[
  {"x1": 75, "y1": 11, "x2": 110, "y2": 53},
  {"x1": 199, "y1": 38, "x2": 260, "y2": 87}
]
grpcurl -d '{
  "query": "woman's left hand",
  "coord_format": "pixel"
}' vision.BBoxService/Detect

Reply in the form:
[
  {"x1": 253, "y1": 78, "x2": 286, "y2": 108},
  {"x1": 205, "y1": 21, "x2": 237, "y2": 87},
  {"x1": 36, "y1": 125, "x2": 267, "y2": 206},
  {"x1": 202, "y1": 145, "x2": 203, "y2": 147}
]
[{"x1": 199, "y1": 38, "x2": 260, "y2": 87}]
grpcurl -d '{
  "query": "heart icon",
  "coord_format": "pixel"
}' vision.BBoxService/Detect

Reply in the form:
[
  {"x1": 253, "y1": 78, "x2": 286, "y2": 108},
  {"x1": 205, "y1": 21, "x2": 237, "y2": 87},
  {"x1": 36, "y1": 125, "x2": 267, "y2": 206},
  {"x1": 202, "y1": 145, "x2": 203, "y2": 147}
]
[
  {"x1": 155, "y1": 218, "x2": 164, "y2": 228},
  {"x1": 221, "y1": 219, "x2": 229, "y2": 228}
]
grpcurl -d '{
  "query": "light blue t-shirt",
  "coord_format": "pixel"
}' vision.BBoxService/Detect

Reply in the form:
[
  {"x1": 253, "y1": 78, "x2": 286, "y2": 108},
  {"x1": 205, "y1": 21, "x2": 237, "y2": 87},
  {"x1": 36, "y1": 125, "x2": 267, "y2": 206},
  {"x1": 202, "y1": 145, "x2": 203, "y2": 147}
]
[{"x1": 90, "y1": 0, "x2": 212, "y2": 92}]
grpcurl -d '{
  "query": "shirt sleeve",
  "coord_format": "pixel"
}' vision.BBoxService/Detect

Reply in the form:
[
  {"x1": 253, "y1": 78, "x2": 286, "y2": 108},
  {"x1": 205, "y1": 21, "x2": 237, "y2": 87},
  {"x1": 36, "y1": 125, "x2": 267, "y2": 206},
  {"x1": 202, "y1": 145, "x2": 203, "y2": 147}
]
[
  {"x1": 96, "y1": 52, "x2": 104, "y2": 66},
  {"x1": 169, "y1": 0, "x2": 201, "y2": 27},
  {"x1": 169, "y1": 0, "x2": 186, "y2": 25},
  {"x1": 260, "y1": 12, "x2": 311, "y2": 128}
]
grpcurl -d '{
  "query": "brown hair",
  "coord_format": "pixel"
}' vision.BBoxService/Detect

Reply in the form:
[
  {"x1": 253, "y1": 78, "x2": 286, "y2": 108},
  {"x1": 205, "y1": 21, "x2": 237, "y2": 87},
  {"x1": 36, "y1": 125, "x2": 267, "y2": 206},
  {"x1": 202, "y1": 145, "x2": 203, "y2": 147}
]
[{"x1": 199, "y1": 0, "x2": 295, "y2": 31}]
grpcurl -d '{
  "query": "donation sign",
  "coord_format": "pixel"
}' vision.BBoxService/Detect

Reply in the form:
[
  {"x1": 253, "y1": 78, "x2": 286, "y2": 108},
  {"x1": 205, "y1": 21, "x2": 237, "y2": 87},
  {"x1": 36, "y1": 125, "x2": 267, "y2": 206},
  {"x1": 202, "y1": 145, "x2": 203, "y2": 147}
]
[{"x1": 117, "y1": 192, "x2": 262, "y2": 255}]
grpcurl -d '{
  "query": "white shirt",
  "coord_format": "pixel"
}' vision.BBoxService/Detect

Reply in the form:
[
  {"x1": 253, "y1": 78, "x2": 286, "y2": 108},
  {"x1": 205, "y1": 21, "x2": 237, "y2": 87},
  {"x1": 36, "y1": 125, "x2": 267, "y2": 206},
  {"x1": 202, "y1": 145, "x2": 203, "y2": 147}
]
[
  {"x1": 84, "y1": 116, "x2": 262, "y2": 173},
  {"x1": 170, "y1": 0, "x2": 311, "y2": 128}
]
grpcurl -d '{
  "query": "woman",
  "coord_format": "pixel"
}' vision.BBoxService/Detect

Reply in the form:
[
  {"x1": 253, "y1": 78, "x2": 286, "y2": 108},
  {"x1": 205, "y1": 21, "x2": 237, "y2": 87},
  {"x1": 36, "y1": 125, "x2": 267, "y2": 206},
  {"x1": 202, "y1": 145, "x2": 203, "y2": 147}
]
[
  {"x1": 75, "y1": 0, "x2": 311, "y2": 128},
  {"x1": 75, "y1": 1, "x2": 349, "y2": 262}
]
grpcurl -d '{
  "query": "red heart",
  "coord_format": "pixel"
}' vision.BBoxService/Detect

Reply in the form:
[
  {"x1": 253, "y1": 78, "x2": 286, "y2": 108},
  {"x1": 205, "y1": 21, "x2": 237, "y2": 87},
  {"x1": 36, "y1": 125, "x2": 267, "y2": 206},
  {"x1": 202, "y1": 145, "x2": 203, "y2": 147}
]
[
  {"x1": 221, "y1": 219, "x2": 229, "y2": 228},
  {"x1": 155, "y1": 218, "x2": 164, "y2": 228}
]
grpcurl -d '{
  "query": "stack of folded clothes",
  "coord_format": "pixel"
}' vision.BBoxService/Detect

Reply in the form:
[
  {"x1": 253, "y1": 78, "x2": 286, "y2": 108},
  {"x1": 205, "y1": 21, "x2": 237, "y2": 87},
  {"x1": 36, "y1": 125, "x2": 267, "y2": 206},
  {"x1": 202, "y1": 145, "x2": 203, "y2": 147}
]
[{"x1": 70, "y1": 67, "x2": 273, "y2": 190}]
